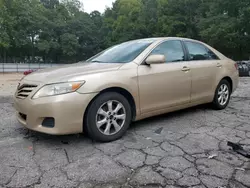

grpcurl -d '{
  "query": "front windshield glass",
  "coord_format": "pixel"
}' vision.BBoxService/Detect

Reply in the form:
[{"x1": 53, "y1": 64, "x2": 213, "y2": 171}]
[{"x1": 87, "y1": 39, "x2": 155, "y2": 63}]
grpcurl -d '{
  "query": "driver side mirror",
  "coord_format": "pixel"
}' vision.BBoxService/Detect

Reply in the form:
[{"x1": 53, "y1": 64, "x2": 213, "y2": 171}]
[{"x1": 145, "y1": 54, "x2": 166, "y2": 65}]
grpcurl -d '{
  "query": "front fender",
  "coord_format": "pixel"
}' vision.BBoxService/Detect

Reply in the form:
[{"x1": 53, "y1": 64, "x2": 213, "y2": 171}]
[{"x1": 77, "y1": 68, "x2": 140, "y2": 116}]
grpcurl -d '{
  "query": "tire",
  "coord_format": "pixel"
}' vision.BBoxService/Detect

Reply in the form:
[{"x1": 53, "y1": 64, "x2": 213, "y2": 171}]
[
  {"x1": 212, "y1": 79, "x2": 231, "y2": 110},
  {"x1": 84, "y1": 92, "x2": 132, "y2": 142}
]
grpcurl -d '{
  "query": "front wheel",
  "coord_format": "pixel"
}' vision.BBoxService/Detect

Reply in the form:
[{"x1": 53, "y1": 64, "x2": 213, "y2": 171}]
[
  {"x1": 84, "y1": 92, "x2": 132, "y2": 142},
  {"x1": 212, "y1": 79, "x2": 231, "y2": 110}
]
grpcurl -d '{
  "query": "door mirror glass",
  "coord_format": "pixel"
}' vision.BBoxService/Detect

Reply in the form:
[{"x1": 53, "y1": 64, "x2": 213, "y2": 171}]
[{"x1": 145, "y1": 54, "x2": 166, "y2": 65}]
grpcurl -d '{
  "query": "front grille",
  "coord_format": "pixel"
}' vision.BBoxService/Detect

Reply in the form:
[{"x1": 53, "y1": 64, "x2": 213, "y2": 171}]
[{"x1": 16, "y1": 84, "x2": 37, "y2": 99}]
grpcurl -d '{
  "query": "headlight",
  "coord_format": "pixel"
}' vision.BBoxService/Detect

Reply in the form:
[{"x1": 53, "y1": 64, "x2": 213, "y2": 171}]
[{"x1": 32, "y1": 81, "x2": 85, "y2": 99}]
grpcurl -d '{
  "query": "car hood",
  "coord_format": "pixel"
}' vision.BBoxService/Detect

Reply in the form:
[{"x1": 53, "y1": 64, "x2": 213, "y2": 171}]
[{"x1": 23, "y1": 62, "x2": 124, "y2": 84}]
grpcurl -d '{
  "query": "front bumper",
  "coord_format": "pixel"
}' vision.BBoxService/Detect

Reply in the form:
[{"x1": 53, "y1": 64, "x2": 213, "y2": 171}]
[{"x1": 14, "y1": 92, "x2": 97, "y2": 135}]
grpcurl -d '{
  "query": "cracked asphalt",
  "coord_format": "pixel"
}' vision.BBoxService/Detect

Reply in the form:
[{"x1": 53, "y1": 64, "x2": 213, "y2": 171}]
[{"x1": 0, "y1": 76, "x2": 250, "y2": 188}]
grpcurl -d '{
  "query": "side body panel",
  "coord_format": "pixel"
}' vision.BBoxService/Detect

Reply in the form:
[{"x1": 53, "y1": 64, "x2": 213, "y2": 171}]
[
  {"x1": 188, "y1": 59, "x2": 222, "y2": 102},
  {"x1": 137, "y1": 62, "x2": 191, "y2": 114},
  {"x1": 182, "y1": 39, "x2": 238, "y2": 103},
  {"x1": 76, "y1": 63, "x2": 141, "y2": 117}
]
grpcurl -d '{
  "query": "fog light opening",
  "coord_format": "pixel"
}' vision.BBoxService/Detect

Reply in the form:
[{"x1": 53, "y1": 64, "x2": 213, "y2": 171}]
[
  {"x1": 42, "y1": 117, "x2": 55, "y2": 128},
  {"x1": 19, "y1": 113, "x2": 27, "y2": 121}
]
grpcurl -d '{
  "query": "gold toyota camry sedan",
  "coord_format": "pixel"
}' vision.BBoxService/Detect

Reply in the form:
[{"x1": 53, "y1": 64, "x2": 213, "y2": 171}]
[{"x1": 14, "y1": 37, "x2": 239, "y2": 142}]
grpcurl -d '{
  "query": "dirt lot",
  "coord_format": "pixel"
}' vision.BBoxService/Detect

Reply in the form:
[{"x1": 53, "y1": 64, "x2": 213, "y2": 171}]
[
  {"x1": 0, "y1": 73, "x2": 24, "y2": 96},
  {"x1": 0, "y1": 74, "x2": 250, "y2": 188}
]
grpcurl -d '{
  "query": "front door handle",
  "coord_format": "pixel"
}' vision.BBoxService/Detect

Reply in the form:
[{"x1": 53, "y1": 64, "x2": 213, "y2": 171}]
[
  {"x1": 217, "y1": 63, "x2": 222, "y2": 68},
  {"x1": 182, "y1": 66, "x2": 190, "y2": 72}
]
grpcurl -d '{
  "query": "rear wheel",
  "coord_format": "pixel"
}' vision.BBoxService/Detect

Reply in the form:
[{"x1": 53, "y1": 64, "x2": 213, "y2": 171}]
[
  {"x1": 212, "y1": 79, "x2": 231, "y2": 110},
  {"x1": 84, "y1": 92, "x2": 132, "y2": 142}
]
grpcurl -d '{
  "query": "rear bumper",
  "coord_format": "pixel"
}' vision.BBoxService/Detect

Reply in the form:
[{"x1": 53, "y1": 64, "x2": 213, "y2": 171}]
[
  {"x1": 14, "y1": 92, "x2": 97, "y2": 135},
  {"x1": 231, "y1": 71, "x2": 239, "y2": 93}
]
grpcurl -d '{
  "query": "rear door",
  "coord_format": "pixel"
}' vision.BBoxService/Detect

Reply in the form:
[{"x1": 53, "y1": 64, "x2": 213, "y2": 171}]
[{"x1": 183, "y1": 41, "x2": 222, "y2": 102}]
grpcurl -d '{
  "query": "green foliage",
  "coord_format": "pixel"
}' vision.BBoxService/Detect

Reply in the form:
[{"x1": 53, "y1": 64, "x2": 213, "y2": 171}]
[
  {"x1": 60, "y1": 33, "x2": 79, "y2": 56},
  {"x1": 197, "y1": 0, "x2": 250, "y2": 59},
  {"x1": 0, "y1": 0, "x2": 249, "y2": 63}
]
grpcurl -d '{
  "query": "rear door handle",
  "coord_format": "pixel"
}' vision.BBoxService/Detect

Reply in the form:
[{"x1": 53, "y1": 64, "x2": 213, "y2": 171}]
[
  {"x1": 182, "y1": 66, "x2": 190, "y2": 72},
  {"x1": 217, "y1": 63, "x2": 222, "y2": 68}
]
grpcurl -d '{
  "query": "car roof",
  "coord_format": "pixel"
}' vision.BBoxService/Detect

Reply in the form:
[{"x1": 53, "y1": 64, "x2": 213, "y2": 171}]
[
  {"x1": 131, "y1": 37, "x2": 228, "y2": 62},
  {"x1": 129, "y1": 37, "x2": 204, "y2": 45}
]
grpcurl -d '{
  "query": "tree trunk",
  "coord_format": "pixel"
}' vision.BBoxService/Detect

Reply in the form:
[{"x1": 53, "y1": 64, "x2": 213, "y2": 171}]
[
  {"x1": 32, "y1": 36, "x2": 35, "y2": 63},
  {"x1": 4, "y1": 48, "x2": 6, "y2": 64},
  {"x1": 44, "y1": 54, "x2": 46, "y2": 64}
]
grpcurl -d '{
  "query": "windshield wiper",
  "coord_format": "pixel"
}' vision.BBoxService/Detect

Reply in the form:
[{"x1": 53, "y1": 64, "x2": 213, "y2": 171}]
[{"x1": 90, "y1": 60, "x2": 106, "y2": 63}]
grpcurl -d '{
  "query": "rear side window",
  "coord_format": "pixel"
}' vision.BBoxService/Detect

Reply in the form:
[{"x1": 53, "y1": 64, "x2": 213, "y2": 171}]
[
  {"x1": 207, "y1": 48, "x2": 219, "y2": 60},
  {"x1": 150, "y1": 40, "x2": 185, "y2": 63},
  {"x1": 185, "y1": 41, "x2": 219, "y2": 61}
]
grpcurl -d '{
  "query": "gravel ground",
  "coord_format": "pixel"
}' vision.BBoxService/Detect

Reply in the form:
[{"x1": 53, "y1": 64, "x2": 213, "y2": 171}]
[{"x1": 0, "y1": 75, "x2": 250, "y2": 188}]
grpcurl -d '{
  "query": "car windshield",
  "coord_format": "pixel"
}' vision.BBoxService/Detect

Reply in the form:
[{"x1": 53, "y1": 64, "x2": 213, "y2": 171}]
[{"x1": 86, "y1": 39, "x2": 155, "y2": 63}]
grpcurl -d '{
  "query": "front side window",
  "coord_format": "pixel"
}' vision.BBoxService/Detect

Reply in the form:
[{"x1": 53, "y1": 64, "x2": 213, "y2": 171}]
[
  {"x1": 150, "y1": 40, "x2": 185, "y2": 63},
  {"x1": 87, "y1": 39, "x2": 155, "y2": 63},
  {"x1": 185, "y1": 41, "x2": 219, "y2": 61}
]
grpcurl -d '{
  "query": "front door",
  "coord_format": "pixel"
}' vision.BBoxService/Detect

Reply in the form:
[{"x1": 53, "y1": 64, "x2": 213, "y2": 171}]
[{"x1": 138, "y1": 40, "x2": 192, "y2": 114}]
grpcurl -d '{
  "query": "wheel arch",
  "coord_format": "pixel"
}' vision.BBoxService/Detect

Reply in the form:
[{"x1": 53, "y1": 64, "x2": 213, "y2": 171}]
[
  {"x1": 221, "y1": 76, "x2": 233, "y2": 92},
  {"x1": 212, "y1": 76, "x2": 232, "y2": 110},
  {"x1": 212, "y1": 76, "x2": 233, "y2": 102},
  {"x1": 83, "y1": 87, "x2": 137, "y2": 131}
]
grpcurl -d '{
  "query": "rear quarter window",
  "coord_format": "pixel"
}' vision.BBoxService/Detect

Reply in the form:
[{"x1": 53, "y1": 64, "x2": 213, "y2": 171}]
[{"x1": 185, "y1": 41, "x2": 219, "y2": 61}]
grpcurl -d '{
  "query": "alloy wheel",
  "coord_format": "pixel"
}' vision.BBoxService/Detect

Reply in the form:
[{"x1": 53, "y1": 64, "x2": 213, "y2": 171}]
[
  {"x1": 96, "y1": 100, "x2": 126, "y2": 135},
  {"x1": 218, "y1": 84, "x2": 229, "y2": 106}
]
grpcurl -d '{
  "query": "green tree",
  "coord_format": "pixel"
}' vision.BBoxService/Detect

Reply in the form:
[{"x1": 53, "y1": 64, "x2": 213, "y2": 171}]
[
  {"x1": 155, "y1": 0, "x2": 202, "y2": 38},
  {"x1": 1, "y1": 0, "x2": 250, "y2": 64},
  {"x1": 0, "y1": 0, "x2": 14, "y2": 62},
  {"x1": 103, "y1": 0, "x2": 145, "y2": 45},
  {"x1": 198, "y1": 0, "x2": 250, "y2": 59}
]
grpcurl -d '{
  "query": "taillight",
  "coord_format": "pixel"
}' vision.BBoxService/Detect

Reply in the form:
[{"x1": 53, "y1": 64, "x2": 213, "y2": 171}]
[{"x1": 234, "y1": 62, "x2": 238, "y2": 70}]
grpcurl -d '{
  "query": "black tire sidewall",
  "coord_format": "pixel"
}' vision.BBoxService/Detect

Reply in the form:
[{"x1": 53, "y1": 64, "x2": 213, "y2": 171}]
[
  {"x1": 85, "y1": 92, "x2": 132, "y2": 142},
  {"x1": 213, "y1": 79, "x2": 231, "y2": 110}
]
